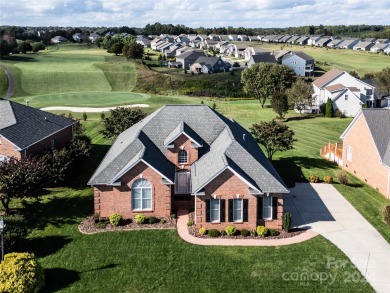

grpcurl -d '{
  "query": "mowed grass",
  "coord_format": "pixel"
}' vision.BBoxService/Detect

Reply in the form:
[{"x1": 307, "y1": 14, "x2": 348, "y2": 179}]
[
  {"x1": 249, "y1": 42, "x2": 390, "y2": 75},
  {"x1": 0, "y1": 65, "x2": 8, "y2": 97}
]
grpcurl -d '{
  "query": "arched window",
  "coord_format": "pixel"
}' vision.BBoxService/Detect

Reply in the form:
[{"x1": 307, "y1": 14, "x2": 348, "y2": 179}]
[
  {"x1": 132, "y1": 178, "x2": 152, "y2": 211},
  {"x1": 178, "y1": 149, "x2": 188, "y2": 164}
]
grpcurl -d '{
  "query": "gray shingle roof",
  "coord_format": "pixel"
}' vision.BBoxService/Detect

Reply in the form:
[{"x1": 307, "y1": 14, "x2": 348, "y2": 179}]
[
  {"x1": 362, "y1": 109, "x2": 390, "y2": 166},
  {"x1": 88, "y1": 105, "x2": 288, "y2": 194},
  {"x1": 0, "y1": 99, "x2": 75, "y2": 150},
  {"x1": 250, "y1": 53, "x2": 277, "y2": 64}
]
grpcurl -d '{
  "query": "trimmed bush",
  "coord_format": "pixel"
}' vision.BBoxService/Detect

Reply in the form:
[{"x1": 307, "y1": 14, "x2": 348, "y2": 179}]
[
  {"x1": 0, "y1": 252, "x2": 45, "y2": 293},
  {"x1": 250, "y1": 230, "x2": 256, "y2": 237},
  {"x1": 135, "y1": 214, "x2": 145, "y2": 224},
  {"x1": 109, "y1": 213, "x2": 122, "y2": 227},
  {"x1": 199, "y1": 227, "x2": 207, "y2": 235},
  {"x1": 309, "y1": 175, "x2": 319, "y2": 183},
  {"x1": 256, "y1": 226, "x2": 268, "y2": 237},
  {"x1": 187, "y1": 220, "x2": 194, "y2": 227},
  {"x1": 337, "y1": 170, "x2": 348, "y2": 185},
  {"x1": 208, "y1": 229, "x2": 220, "y2": 238},
  {"x1": 4, "y1": 214, "x2": 28, "y2": 252},
  {"x1": 383, "y1": 205, "x2": 390, "y2": 227},
  {"x1": 283, "y1": 212, "x2": 292, "y2": 232},
  {"x1": 269, "y1": 229, "x2": 279, "y2": 236},
  {"x1": 94, "y1": 220, "x2": 108, "y2": 229},
  {"x1": 323, "y1": 176, "x2": 333, "y2": 184},
  {"x1": 225, "y1": 225, "x2": 237, "y2": 236},
  {"x1": 148, "y1": 216, "x2": 158, "y2": 224},
  {"x1": 240, "y1": 229, "x2": 250, "y2": 237}
]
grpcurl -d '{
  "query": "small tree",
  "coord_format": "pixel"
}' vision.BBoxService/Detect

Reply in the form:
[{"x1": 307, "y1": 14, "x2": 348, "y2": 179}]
[
  {"x1": 82, "y1": 111, "x2": 88, "y2": 121},
  {"x1": 123, "y1": 42, "x2": 144, "y2": 59},
  {"x1": 111, "y1": 42, "x2": 124, "y2": 56},
  {"x1": 101, "y1": 107, "x2": 147, "y2": 139},
  {"x1": 325, "y1": 98, "x2": 333, "y2": 117},
  {"x1": 375, "y1": 67, "x2": 390, "y2": 97},
  {"x1": 270, "y1": 92, "x2": 289, "y2": 119},
  {"x1": 17, "y1": 42, "x2": 32, "y2": 54},
  {"x1": 250, "y1": 120, "x2": 296, "y2": 161},
  {"x1": 287, "y1": 79, "x2": 314, "y2": 114},
  {"x1": 31, "y1": 41, "x2": 45, "y2": 53}
]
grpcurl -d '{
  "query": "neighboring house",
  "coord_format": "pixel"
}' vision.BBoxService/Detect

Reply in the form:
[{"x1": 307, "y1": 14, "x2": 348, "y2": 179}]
[
  {"x1": 228, "y1": 34, "x2": 238, "y2": 41},
  {"x1": 248, "y1": 36, "x2": 259, "y2": 41},
  {"x1": 279, "y1": 35, "x2": 292, "y2": 43},
  {"x1": 376, "y1": 39, "x2": 390, "y2": 44},
  {"x1": 307, "y1": 35, "x2": 323, "y2": 46},
  {"x1": 353, "y1": 41, "x2": 374, "y2": 51},
  {"x1": 275, "y1": 50, "x2": 291, "y2": 62},
  {"x1": 234, "y1": 45, "x2": 247, "y2": 58},
  {"x1": 370, "y1": 43, "x2": 389, "y2": 53},
  {"x1": 176, "y1": 50, "x2": 207, "y2": 69},
  {"x1": 165, "y1": 44, "x2": 182, "y2": 58},
  {"x1": 327, "y1": 39, "x2": 344, "y2": 48},
  {"x1": 89, "y1": 33, "x2": 100, "y2": 43},
  {"x1": 197, "y1": 35, "x2": 208, "y2": 41},
  {"x1": 315, "y1": 38, "x2": 331, "y2": 47},
  {"x1": 340, "y1": 109, "x2": 390, "y2": 198},
  {"x1": 248, "y1": 53, "x2": 277, "y2": 68},
  {"x1": 296, "y1": 36, "x2": 309, "y2": 45},
  {"x1": 281, "y1": 51, "x2": 315, "y2": 77},
  {"x1": 262, "y1": 35, "x2": 276, "y2": 42},
  {"x1": 312, "y1": 68, "x2": 378, "y2": 114},
  {"x1": 337, "y1": 38, "x2": 360, "y2": 49},
  {"x1": 88, "y1": 105, "x2": 288, "y2": 230},
  {"x1": 384, "y1": 46, "x2": 390, "y2": 55},
  {"x1": 189, "y1": 57, "x2": 231, "y2": 74},
  {"x1": 238, "y1": 35, "x2": 249, "y2": 41},
  {"x1": 286, "y1": 35, "x2": 300, "y2": 44},
  {"x1": 72, "y1": 33, "x2": 88, "y2": 42},
  {"x1": 51, "y1": 36, "x2": 68, "y2": 44},
  {"x1": 151, "y1": 38, "x2": 164, "y2": 50},
  {"x1": 244, "y1": 47, "x2": 268, "y2": 60},
  {"x1": 136, "y1": 38, "x2": 152, "y2": 48},
  {"x1": 0, "y1": 99, "x2": 75, "y2": 160}
]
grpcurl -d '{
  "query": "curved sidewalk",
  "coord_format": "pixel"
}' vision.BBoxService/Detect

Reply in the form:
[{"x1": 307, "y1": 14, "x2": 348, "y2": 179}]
[
  {"x1": 176, "y1": 210, "x2": 318, "y2": 247},
  {"x1": 0, "y1": 64, "x2": 14, "y2": 99}
]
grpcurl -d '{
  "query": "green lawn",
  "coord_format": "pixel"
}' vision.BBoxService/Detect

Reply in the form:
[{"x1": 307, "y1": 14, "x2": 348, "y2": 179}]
[{"x1": 247, "y1": 42, "x2": 390, "y2": 75}]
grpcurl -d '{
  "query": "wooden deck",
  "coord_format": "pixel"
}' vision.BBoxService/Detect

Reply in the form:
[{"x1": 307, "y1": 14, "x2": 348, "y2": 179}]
[{"x1": 320, "y1": 142, "x2": 343, "y2": 166}]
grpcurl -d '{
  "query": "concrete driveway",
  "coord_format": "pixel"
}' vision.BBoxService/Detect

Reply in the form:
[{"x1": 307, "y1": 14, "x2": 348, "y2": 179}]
[{"x1": 284, "y1": 183, "x2": 390, "y2": 293}]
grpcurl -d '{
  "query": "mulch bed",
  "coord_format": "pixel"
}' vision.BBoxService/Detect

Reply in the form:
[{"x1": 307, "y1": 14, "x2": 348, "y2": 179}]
[
  {"x1": 79, "y1": 216, "x2": 177, "y2": 234},
  {"x1": 188, "y1": 227, "x2": 306, "y2": 239}
]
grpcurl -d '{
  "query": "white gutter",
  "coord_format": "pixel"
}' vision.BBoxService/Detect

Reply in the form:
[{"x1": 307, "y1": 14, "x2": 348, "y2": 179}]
[{"x1": 194, "y1": 195, "x2": 197, "y2": 225}]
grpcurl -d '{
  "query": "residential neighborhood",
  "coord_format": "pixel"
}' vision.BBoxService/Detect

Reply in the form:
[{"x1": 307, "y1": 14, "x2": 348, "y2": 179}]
[{"x1": 1, "y1": 14, "x2": 390, "y2": 293}]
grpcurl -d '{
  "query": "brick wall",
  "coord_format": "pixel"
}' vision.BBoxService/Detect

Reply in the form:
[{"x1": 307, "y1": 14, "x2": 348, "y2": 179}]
[
  {"x1": 343, "y1": 115, "x2": 389, "y2": 197},
  {"x1": 0, "y1": 136, "x2": 21, "y2": 159},
  {"x1": 94, "y1": 161, "x2": 172, "y2": 219},
  {"x1": 166, "y1": 134, "x2": 198, "y2": 169},
  {"x1": 195, "y1": 169, "x2": 283, "y2": 230}
]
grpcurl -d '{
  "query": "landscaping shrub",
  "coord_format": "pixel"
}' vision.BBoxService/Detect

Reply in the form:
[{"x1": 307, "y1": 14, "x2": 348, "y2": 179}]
[
  {"x1": 220, "y1": 230, "x2": 227, "y2": 236},
  {"x1": 250, "y1": 230, "x2": 256, "y2": 237},
  {"x1": 256, "y1": 226, "x2": 268, "y2": 237},
  {"x1": 283, "y1": 212, "x2": 292, "y2": 232},
  {"x1": 160, "y1": 218, "x2": 166, "y2": 224},
  {"x1": 319, "y1": 103, "x2": 326, "y2": 116},
  {"x1": 337, "y1": 170, "x2": 349, "y2": 185},
  {"x1": 208, "y1": 229, "x2": 220, "y2": 238},
  {"x1": 309, "y1": 175, "x2": 319, "y2": 183},
  {"x1": 269, "y1": 229, "x2": 279, "y2": 236},
  {"x1": 225, "y1": 225, "x2": 237, "y2": 236},
  {"x1": 148, "y1": 216, "x2": 158, "y2": 224},
  {"x1": 240, "y1": 229, "x2": 250, "y2": 237},
  {"x1": 383, "y1": 205, "x2": 390, "y2": 227},
  {"x1": 323, "y1": 176, "x2": 333, "y2": 184},
  {"x1": 82, "y1": 111, "x2": 87, "y2": 121},
  {"x1": 0, "y1": 252, "x2": 45, "y2": 293},
  {"x1": 109, "y1": 213, "x2": 122, "y2": 226},
  {"x1": 94, "y1": 220, "x2": 108, "y2": 229},
  {"x1": 4, "y1": 214, "x2": 27, "y2": 252},
  {"x1": 135, "y1": 214, "x2": 146, "y2": 224},
  {"x1": 187, "y1": 220, "x2": 194, "y2": 227},
  {"x1": 199, "y1": 227, "x2": 207, "y2": 235}
]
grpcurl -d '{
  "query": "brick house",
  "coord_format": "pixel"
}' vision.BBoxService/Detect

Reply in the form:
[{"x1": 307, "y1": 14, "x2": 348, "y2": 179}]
[
  {"x1": 88, "y1": 105, "x2": 289, "y2": 230},
  {"x1": 340, "y1": 109, "x2": 390, "y2": 198},
  {"x1": 0, "y1": 99, "x2": 76, "y2": 161}
]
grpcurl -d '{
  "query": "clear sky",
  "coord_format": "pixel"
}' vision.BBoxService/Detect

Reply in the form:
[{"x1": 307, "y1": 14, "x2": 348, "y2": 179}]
[{"x1": 1, "y1": 0, "x2": 390, "y2": 28}]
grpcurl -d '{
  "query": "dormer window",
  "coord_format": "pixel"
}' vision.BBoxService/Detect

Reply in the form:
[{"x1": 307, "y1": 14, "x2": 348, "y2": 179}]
[{"x1": 178, "y1": 149, "x2": 188, "y2": 164}]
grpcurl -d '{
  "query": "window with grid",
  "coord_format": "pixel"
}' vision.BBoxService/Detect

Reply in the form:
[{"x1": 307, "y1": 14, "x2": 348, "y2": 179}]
[
  {"x1": 210, "y1": 199, "x2": 220, "y2": 222},
  {"x1": 263, "y1": 196, "x2": 272, "y2": 220},
  {"x1": 178, "y1": 149, "x2": 188, "y2": 164},
  {"x1": 132, "y1": 179, "x2": 152, "y2": 211},
  {"x1": 232, "y1": 199, "x2": 243, "y2": 222}
]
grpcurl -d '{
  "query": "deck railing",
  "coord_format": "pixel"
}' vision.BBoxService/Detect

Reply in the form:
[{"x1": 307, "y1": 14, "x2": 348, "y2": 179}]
[{"x1": 321, "y1": 142, "x2": 343, "y2": 163}]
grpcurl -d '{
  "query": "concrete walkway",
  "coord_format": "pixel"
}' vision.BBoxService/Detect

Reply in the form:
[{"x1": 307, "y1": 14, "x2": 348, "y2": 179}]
[
  {"x1": 176, "y1": 210, "x2": 318, "y2": 247},
  {"x1": 40, "y1": 104, "x2": 150, "y2": 113},
  {"x1": 0, "y1": 64, "x2": 14, "y2": 99},
  {"x1": 284, "y1": 183, "x2": 390, "y2": 293}
]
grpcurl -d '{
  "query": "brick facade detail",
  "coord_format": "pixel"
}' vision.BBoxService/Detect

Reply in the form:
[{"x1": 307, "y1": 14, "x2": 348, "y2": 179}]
[
  {"x1": 166, "y1": 134, "x2": 199, "y2": 169},
  {"x1": 343, "y1": 115, "x2": 389, "y2": 197}
]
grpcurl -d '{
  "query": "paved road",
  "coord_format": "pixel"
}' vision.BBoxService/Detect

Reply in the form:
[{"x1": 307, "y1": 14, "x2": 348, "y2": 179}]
[
  {"x1": 284, "y1": 183, "x2": 390, "y2": 293},
  {"x1": 0, "y1": 64, "x2": 14, "y2": 99}
]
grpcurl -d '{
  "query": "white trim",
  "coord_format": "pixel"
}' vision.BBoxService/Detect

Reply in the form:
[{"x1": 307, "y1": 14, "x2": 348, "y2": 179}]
[
  {"x1": 191, "y1": 166, "x2": 227, "y2": 195},
  {"x1": 131, "y1": 178, "x2": 153, "y2": 211},
  {"x1": 164, "y1": 132, "x2": 202, "y2": 147},
  {"x1": 232, "y1": 199, "x2": 243, "y2": 222},
  {"x1": 262, "y1": 195, "x2": 273, "y2": 220},
  {"x1": 340, "y1": 110, "x2": 363, "y2": 139},
  {"x1": 194, "y1": 195, "x2": 197, "y2": 224},
  {"x1": 210, "y1": 198, "x2": 220, "y2": 223}
]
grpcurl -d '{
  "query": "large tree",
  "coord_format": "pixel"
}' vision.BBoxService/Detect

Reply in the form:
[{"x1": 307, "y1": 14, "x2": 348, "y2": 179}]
[
  {"x1": 0, "y1": 157, "x2": 46, "y2": 215},
  {"x1": 271, "y1": 93, "x2": 289, "y2": 119},
  {"x1": 17, "y1": 41, "x2": 32, "y2": 54},
  {"x1": 241, "y1": 63, "x2": 296, "y2": 108},
  {"x1": 250, "y1": 120, "x2": 296, "y2": 161},
  {"x1": 101, "y1": 107, "x2": 147, "y2": 139},
  {"x1": 287, "y1": 79, "x2": 314, "y2": 114},
  {"x1": 375, "y1": 67, "x2": 390, "y2": 97},
  {"x1": 123, "y1": 42, "x2": 144, "y2": 60}
]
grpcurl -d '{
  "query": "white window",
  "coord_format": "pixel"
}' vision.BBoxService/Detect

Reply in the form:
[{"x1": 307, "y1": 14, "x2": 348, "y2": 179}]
[
  {"x1": 347, "y1": 145, "x2": 353, "y2": 162},
  {"x1": 178, "y1": 149, "x2": 188, "y2": 164},
  {"x1": 0, "y1": 155, "x2": 9, "y2": 163},
  {"x1": 233, "y1": 199, "x2": 243, "y2": 222},
  {"x1": 132, "y1": 178, "x2": 152, "y2": 211},
  {"x1": 210, "y1": 199, "x2": 220, "y2": 222},
  {"x1": 175, "y1": 172, "x2": 190, "y2": 194},
  {"x1": 263, "y1": 196, "x2": 272, "y2": 220}
]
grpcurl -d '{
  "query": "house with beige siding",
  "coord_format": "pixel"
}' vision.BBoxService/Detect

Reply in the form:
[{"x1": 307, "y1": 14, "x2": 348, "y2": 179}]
[{"x1": 88, "y1": 105, "x2": 288, "y2": 230}]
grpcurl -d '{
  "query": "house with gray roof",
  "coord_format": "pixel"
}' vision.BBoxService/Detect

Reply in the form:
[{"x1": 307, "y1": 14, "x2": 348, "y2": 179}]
[
  {"x1": 248, "y1": 53, "x2": 277, "y2": 68},
  {"x1": 315, "y1": 37, "x2": 331, "y2": 47},
  {"x1": 175, "y1": 50, "x2": 207, "y2": 69},
  {"x1": 189, "y1": 57, "x2": 231, "y2": 74},
  {"x1": 88, "y1": 105, "x2": 288, "y2": 230},
  {"x1": 353, "y1": 41, "x2": 374, "y2": 51},
  {"x1": 0, "y1": 99, "x2": 75, "y2": 160},
  {"x1": 296, "y1": 36, "x2": 309, "y2": 45},
  {"x1": 282, "y1": 51, "x2": 315, "y2": 76},
  {"x1": 286, "y1": 35, "x2": 300, "y2": 44},
  {"x1": 370, "y1": 43, "x2": 390, "y2": 53},
  {"x1": 340, "y1": 109, "x2": 390, "y2": 198},
  {"x1": 337, "y1": 38, "x2": 360, "y2": 49}
]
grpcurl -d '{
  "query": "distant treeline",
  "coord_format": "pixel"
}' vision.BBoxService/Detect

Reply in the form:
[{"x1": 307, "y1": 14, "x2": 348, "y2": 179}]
[{"x1": 1, "y1": 23, "x2": 390, "y2": 41}]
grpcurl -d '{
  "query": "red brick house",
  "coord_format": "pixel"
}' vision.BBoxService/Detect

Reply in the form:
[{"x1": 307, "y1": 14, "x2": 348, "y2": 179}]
[
  {"x1": 341, "y1": 108, "x2": 390, "y2": 198},
  {"x1": 88, "y1": 105, "x2": 289, "y2": 230},
  {"x1": 0, "y1": 99, "x2": 76, "y2": 161}
]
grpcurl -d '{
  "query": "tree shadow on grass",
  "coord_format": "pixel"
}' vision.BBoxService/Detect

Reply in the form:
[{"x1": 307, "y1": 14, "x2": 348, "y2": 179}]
[
  {"x1": 285, "y1": 114, "x2": 319, "y2": 122},
  {"x1": 1, "y1": 55, "x2": 38, "y2": 62},
  {"x1": 19, "y1": 236, "x2": 72, "y2": 258},
  {"x1": 41, "y1": 268, "x2": 80, "y2": 293}
]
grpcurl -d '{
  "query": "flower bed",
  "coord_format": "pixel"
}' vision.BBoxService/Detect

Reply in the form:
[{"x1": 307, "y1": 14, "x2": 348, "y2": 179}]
[{"x1": 79, "y1": 215, "x2": 176, "y2": 234}]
